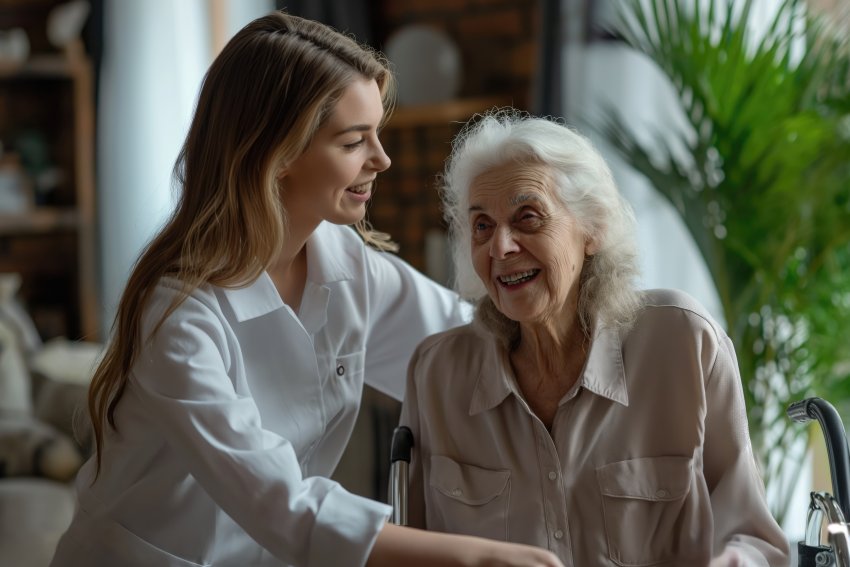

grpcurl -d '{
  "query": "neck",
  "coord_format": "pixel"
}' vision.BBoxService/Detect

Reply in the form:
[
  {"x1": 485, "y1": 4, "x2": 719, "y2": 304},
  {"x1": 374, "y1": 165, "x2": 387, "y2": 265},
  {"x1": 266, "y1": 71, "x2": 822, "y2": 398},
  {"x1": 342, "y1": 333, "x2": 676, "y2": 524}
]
[
  {"x1": 517, "y1": 314, "x2": 586, "y2": 375},
  {"x1": 267, "y1": 217, "x2": 319, "y2": 310},
  {"x1": 509, "y1": 311, "x2": 589, "y2": 429}
]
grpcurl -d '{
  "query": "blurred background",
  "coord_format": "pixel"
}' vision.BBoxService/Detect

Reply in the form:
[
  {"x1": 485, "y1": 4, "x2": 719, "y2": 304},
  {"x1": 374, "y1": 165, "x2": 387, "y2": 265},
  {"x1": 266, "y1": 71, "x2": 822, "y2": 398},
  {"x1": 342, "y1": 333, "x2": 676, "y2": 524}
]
[{"x1": 1, "y1": 0, "x2": 848, "y2": 565}]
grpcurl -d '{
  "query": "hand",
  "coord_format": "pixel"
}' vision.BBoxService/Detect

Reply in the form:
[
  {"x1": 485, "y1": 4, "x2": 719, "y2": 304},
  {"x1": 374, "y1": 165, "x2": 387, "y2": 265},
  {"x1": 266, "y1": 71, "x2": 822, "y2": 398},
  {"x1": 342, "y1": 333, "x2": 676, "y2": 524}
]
[
  {"x1": 708, "y1": 548, "x2": 744, "y2": 567},
  {"x1": 469, "y1": 538, "x2": 564, "y2": 567}
]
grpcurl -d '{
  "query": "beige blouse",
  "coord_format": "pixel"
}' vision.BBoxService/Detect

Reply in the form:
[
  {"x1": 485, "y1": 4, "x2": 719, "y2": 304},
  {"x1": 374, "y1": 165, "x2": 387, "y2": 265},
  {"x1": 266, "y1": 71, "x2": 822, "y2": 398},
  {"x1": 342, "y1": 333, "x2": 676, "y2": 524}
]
[{"x1": 400, "y1": 289, "x2": 790, "y2": 566}]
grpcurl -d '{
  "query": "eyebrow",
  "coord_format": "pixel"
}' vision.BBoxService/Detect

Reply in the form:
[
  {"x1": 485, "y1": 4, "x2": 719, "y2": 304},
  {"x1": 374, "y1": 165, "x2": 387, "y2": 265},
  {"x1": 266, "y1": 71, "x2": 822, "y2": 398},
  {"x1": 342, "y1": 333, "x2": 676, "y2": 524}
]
[
  {"x1": 510, "y1": 193, "x2": 541, "y2": 206},
  {"x1": 333, "y1": 124, "x2": 372, "y2": 136},
  {"x1": 468, "y1": 193, "x2": 542, "y2": 214}
]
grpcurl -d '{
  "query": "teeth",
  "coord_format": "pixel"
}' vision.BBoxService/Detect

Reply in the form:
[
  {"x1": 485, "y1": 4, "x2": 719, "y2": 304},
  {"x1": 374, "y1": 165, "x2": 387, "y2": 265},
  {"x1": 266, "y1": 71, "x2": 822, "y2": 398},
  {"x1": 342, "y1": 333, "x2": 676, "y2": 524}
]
[
  {"x1": 499, "y1": 270, "x2": 538, "y2": 285},
  {"x1": 348, "y1": 182, "x2": 370, "y2": 194}
]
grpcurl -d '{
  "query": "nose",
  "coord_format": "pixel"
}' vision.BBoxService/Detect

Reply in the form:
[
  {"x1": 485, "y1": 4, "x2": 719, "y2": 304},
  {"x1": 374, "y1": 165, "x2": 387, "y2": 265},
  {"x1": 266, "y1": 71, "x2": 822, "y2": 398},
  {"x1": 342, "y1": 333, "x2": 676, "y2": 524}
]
[
  {"x1": 369, "y1": 139, "x2": 391, "y2": 172},
  {"x1": 489, "y1": 225, "x2": 520, "y2": 259}
]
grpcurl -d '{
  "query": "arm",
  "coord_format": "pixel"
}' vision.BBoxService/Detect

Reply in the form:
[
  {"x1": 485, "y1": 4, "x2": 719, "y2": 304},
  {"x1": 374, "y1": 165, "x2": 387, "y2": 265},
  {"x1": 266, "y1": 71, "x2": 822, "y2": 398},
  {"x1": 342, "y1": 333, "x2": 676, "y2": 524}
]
[
  {"x1": 363, "y1": 247, "x2": 471, "y2": 400},
  {"x1": 704, "y1": 334, "x2": 790, "y2": 566},
  {"x1": 368, "y1": 523, "x2": 564, "y2": 567}
]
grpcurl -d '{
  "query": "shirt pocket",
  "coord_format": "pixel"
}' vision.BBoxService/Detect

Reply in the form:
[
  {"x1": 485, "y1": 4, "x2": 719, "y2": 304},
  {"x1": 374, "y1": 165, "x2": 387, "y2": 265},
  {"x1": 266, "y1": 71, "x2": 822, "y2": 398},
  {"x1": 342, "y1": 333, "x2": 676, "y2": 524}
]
[
  {"x1": 596, "y1": 456, "x2": 697, "y2": 566},
  {"x1": 427, "y1": 455, "x2": 511, "y2": 541},
  {"x1": 333, "y1": 350, "x2": 365, "y2": 380},
  {"x1": 323, "y1": 350, "x2": 366, "y2": 427}
]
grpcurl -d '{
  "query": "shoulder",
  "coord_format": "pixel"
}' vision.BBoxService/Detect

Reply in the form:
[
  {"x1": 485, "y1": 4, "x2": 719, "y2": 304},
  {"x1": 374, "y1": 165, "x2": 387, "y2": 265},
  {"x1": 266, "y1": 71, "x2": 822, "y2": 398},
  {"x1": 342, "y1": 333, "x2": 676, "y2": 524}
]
[
  {"x1": 636, "y1": 288, "x2": 724, "y2": 339},
  {"x1": 140, "y1": 277, "x2": 228, "y2": 340},
  {"x1": 625, "y1": 289, "x2": 731, "y2": 375},
  {"x1": 415, "y1": 323, "x2": 485, "y2": 355},
  {"x1": 149, "y1": 277, "x2": 223, "y2": 317},
  {"x1": 407, "y1": 324, "x2": 493, "y2": 400},
  {"x1": 410, "y1": 324, "x2": 492, "y2": 378}
]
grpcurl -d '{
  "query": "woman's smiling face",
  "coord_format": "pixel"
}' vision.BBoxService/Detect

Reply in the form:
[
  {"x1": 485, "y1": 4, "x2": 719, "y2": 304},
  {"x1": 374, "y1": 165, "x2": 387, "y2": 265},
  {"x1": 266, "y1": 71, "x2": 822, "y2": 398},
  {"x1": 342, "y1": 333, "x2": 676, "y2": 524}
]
[
  {"x1": 280, "y1": 77, "x2": 391, "y2": 230},
  {"x1": 468, "y1": 161, "x2": 590, "y2": 326}
]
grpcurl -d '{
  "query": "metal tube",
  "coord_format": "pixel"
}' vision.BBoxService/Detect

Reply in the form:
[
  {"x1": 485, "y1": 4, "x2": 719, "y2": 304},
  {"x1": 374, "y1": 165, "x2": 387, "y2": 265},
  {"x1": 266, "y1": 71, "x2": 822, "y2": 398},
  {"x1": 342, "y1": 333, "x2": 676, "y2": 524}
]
[
  {"x1": 388, "y1": 426, "x2": 414, "y2": 526},
  {"x1": 390, "y1": 461, "x2": 409, "y2": 525},
  {"x1": 828, "y1": 523, "x2": 850, "y2": 567}
]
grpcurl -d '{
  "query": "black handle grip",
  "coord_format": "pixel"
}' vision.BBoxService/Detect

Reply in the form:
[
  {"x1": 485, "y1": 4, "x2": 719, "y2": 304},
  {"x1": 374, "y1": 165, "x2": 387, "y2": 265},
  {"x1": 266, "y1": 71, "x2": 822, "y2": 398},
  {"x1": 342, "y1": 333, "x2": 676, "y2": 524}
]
[
  {"x1": 788, "y1": 397, "x2": 850, "y2": 520},
  {"x1": 787, "y1": 400, "x2": 813, "y2": 423},
  {"x1": 390, "y1": 426, "x2": 414, "y2": 464}
]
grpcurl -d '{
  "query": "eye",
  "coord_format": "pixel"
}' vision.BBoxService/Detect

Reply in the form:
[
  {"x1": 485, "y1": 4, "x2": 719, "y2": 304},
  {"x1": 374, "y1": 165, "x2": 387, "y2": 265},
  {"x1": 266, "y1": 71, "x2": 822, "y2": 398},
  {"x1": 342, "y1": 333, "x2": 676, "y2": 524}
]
[
  {"x1": 514, "y1": 207, "x2": 544, "y2": 229},
  {"x1": 470, "y1": 216, "x2": 494, "y2": 241},
  {"x1": 343, "y1": 139, "x2": 365, "y2": 150}
]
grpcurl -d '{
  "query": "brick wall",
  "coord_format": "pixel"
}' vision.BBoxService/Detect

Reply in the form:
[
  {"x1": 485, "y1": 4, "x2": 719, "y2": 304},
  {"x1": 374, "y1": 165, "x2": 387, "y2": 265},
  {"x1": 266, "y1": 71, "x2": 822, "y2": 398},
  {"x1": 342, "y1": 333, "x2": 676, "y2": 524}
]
[{"x1": 369, "y1": 0, "x2": 540, "y2": 278}]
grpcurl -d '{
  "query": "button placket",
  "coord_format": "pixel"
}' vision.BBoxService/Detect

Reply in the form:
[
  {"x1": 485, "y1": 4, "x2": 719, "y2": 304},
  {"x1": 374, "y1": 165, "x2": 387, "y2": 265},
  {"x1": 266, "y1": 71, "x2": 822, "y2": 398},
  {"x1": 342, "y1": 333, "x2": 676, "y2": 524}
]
[{"x1": 535, "y1": 423, "x2": 569, "y2": 555}]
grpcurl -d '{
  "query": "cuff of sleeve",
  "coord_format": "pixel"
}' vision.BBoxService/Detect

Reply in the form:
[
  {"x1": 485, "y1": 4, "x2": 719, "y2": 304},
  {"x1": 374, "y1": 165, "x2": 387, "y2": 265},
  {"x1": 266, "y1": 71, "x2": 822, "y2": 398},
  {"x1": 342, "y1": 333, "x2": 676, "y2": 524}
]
[{"x1": 308, "y1": 484, "x2": 392, "y2": 567}]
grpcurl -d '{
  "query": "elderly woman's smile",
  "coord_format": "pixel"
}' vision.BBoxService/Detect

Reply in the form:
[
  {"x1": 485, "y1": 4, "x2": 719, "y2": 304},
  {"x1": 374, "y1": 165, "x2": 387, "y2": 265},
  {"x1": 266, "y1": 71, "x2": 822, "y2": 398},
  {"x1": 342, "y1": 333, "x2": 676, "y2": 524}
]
[
  {"x1": 497, "y1": 269, "x2": 541, "y2": 286},
  {"x1": 468, "y1": 161, "x2": 588, "y2": 327}
]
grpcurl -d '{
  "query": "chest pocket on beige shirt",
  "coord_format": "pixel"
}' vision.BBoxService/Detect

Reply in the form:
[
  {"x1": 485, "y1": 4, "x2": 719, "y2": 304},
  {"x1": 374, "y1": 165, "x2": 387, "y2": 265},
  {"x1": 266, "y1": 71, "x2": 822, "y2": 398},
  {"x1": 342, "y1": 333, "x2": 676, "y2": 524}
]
[
  {"x1": 596, "y1": 456, "x2": 698, "y2": 566},
  {"x1": 427, "y1": 455, "x2": 511, "y2": 541}
]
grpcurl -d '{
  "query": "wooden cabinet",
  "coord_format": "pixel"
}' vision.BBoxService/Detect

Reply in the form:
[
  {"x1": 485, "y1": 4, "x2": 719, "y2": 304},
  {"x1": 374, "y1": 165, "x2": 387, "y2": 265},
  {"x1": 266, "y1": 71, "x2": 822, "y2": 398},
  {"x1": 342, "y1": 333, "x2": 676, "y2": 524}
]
[{"x1": 0, "y1": 38, "x2": 97, "y2": 341}]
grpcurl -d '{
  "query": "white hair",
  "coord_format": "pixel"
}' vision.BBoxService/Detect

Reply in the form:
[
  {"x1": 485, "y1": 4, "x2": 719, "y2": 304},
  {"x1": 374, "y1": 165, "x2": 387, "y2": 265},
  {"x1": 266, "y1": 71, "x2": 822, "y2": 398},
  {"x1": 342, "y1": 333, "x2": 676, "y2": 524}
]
[{"x1": 441, "y1": 109, "x2": 642, "y2": 336}]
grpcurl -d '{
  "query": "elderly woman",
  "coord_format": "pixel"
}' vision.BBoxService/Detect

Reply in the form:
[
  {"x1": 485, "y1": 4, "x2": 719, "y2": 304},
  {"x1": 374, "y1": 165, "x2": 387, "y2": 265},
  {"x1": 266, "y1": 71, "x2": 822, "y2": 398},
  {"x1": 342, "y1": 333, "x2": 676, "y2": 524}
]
[{"x1": 399, "y1": 111, "x2": 790, "y2": 566}]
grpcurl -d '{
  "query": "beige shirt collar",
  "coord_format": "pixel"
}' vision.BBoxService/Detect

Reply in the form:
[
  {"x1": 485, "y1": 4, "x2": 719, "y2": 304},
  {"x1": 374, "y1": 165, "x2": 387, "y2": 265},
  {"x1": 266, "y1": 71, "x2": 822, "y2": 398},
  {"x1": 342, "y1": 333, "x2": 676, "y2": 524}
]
[{"x1": 469, "y1": 323, "x2": 629, "y2": 416}]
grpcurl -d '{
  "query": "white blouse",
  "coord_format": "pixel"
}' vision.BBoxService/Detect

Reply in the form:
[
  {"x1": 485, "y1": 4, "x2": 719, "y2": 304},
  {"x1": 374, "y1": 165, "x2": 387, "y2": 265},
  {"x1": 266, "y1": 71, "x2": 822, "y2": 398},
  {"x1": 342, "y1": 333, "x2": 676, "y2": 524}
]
[
  {"x1": 401, "y1": 288, "x2": 790, "y2": 567},
  {"x1": 51, "y1": 222, "x2": 470, "y2": 567}
]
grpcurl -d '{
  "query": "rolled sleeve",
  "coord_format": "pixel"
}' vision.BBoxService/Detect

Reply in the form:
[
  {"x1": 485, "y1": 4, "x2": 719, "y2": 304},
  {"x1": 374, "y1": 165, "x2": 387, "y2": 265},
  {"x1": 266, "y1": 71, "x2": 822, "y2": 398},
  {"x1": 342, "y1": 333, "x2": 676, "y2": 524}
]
[{"x1": 309, "y1": 485, "x2": 391, "y2": 567}]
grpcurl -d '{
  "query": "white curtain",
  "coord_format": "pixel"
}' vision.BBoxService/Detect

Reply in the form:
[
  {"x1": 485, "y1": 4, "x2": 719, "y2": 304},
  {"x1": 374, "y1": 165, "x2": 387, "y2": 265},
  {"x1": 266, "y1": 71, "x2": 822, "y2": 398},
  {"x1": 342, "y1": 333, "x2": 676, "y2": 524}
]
[
  {"x1": 561, "y1": 0, "x2": 808, "y2": 540},
  {"x1": 97, "y1": 0, "x2": 273, "y2": 332}
]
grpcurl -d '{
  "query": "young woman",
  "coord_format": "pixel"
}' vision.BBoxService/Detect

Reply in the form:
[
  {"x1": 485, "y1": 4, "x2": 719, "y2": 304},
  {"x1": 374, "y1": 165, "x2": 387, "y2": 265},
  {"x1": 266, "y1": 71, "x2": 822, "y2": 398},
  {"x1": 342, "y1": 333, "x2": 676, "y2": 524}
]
[{"x1": 50, "y1": 12, "x2": 562, "y2": 567}]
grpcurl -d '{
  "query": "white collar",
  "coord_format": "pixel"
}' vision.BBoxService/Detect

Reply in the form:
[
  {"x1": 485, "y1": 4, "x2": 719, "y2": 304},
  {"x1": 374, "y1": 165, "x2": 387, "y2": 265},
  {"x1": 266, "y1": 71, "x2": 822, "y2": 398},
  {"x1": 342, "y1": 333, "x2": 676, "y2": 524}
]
[{"x1": 220, "y1": 222, "x2": 358, "y2": 323}]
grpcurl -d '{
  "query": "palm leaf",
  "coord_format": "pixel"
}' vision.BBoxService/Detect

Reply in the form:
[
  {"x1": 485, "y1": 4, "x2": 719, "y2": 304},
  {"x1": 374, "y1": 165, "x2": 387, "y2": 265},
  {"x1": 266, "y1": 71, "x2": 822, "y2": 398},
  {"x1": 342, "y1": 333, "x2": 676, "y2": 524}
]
[{"x1": 599, "y1": 0, "x2": 850, "y2": 523}]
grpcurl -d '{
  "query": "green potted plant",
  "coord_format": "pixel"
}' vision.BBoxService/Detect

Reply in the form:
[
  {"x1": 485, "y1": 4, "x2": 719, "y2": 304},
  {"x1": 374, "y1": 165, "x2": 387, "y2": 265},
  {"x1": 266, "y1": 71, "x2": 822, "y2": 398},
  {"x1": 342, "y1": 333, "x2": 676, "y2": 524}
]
[{"x1": 598, "y1": 0, "x2": 850, "y2": 524}]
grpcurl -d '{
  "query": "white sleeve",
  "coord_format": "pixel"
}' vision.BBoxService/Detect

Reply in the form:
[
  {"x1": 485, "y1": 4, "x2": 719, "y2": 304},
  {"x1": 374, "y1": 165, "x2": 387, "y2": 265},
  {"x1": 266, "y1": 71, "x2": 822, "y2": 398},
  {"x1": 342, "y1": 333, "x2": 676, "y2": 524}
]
[
  {"x1": 704, "y1": 334, "x2": 791, "y2": 566},
  {"x1": 131, "y1": 290, "x2": 390, "y2": 567},
  {"x1": 363, "y1": 248, "x2": 472, "y2": 401}
]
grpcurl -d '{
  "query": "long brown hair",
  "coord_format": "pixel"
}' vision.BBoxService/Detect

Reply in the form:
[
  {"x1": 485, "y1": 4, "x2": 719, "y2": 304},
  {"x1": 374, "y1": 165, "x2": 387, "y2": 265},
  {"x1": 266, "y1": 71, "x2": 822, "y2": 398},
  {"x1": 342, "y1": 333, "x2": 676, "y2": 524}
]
[{"x1": 88, "y1": 11, "x2": 396, "y2": 476}]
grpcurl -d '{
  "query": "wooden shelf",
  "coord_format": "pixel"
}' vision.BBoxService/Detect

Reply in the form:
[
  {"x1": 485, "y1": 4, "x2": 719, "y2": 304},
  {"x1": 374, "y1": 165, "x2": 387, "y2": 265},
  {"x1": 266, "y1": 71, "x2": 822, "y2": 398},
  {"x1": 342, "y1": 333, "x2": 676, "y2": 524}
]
[
  {"x1": 384, "y1": 96, "x2": 513, "y2": 129},
  {"x1": 0, "y1": 54, "x2": 74, "y2": 80},
  {"x1": 0, "y1": 208, "x2": 80, "y2": 235}
]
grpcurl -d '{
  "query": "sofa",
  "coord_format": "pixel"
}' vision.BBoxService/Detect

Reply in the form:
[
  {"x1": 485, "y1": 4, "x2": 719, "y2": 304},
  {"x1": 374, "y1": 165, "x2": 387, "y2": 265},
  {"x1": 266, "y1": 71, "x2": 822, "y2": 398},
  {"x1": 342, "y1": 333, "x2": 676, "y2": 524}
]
[{"x1": 0, "y1": 273, "x2": 102, "y2": 567}]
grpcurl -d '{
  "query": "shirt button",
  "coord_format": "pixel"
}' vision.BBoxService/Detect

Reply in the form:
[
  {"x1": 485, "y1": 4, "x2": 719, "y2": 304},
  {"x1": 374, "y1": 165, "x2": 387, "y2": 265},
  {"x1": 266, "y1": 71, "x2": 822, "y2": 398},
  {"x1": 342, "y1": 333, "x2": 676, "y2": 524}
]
[
  {"x1": 451, "y1": 488, "x2": 463, "y2": 496},
  {"x1": 656, "y1": 489, "x2": 669, "y2": 498},
  {"x1": 548, "y1": 471, "x2": 557, "y2": 481},
  {"x1": 554, "y1": 530, "x2": 564, "y2": 540},
  {"x1": 336, "y1": 364, "x2": 345, "y2": 376}
]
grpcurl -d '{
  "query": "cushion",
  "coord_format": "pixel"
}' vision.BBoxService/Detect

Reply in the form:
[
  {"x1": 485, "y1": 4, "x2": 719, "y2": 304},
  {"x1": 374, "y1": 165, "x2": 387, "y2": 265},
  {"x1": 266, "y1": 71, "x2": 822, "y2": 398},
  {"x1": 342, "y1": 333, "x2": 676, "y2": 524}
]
[
  {"x1": 0, "y1": 416, "x2": 83, "y2": 482},
  {"x1": 30, "y1": 338, "x2": 103, "y2": 455}
]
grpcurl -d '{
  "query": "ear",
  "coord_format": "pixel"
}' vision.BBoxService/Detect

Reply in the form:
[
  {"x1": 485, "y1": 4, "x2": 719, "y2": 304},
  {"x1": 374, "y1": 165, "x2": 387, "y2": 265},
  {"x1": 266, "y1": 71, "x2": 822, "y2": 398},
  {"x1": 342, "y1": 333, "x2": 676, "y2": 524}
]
[{"x1": 584, "y1": 236, "x2": 600, "y2": 256}]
